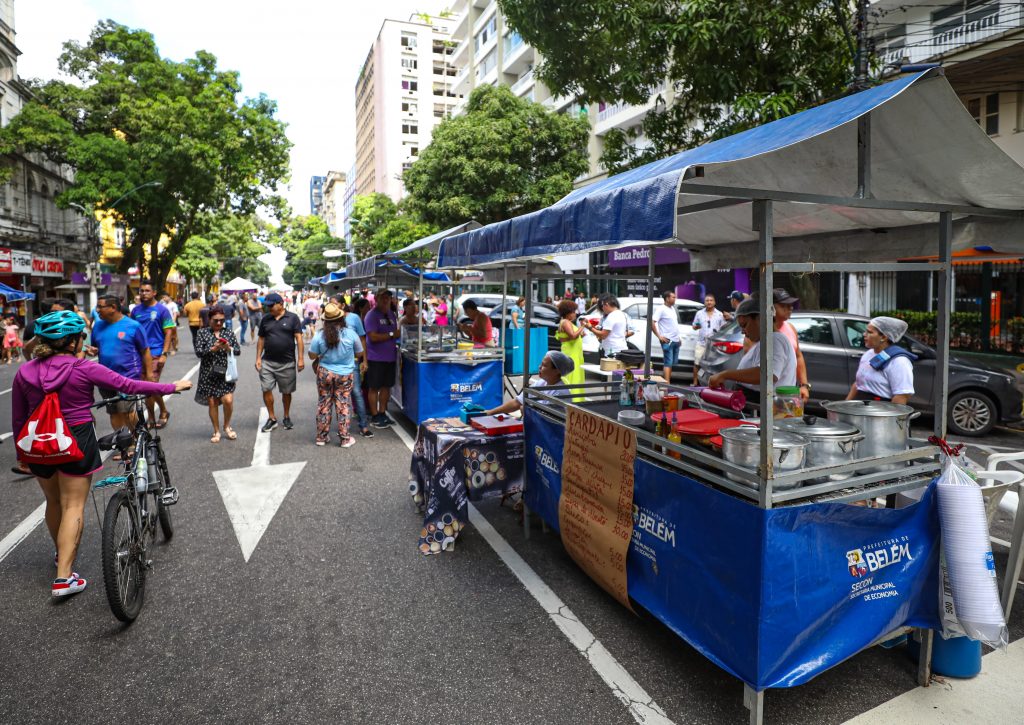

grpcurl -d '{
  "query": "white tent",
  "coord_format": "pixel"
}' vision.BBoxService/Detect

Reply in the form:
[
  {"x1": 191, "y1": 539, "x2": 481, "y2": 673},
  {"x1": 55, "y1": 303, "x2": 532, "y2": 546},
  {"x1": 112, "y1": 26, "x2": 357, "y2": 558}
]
[
  {"x1": 221, "y1": 277, "x2": 258, "y2": 293},
  {"x1": 271, "y1": 282, "x2": 294, "y2": 292}
]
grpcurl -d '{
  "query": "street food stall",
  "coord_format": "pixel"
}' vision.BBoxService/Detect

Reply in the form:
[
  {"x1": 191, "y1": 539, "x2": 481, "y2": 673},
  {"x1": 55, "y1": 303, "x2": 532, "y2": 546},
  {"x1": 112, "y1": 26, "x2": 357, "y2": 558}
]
[
  {"x1": 436, "y1": 69, "x2": 1024, "y2": 723},
  {"x1": 338, "y1": 224, "x2": 506, "y2": 424}
]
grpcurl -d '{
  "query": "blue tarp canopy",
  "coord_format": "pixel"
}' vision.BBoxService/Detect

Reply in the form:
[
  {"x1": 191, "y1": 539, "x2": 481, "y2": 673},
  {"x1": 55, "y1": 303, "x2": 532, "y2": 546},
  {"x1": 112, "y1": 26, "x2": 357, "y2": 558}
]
[
  {"x1": 389, "y1": 221, "x2": 481, "y2": 257},
  {"x1": 437, "y1": 70, "x2": 1024, "y2": 270},
  {"x1": 0, "y1": 282, "x2": 35, "y2": 301},
  {"x1": 345, "y1": 256, "x2": 450, "y2": 283}
]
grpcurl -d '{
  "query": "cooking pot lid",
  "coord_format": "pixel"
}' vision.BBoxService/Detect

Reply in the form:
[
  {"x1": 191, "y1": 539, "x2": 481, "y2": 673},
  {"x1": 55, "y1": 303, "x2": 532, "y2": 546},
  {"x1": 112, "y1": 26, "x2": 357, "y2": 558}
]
[
  {"x1": 823, "y1": 400, "x2": 915, "y2": 417},
  {"x1": 719, "y1": 426, "x2": 809, "y2": 447},
  {"x1": 776, "y1": 416, "x2": 859, "y2": 438}
]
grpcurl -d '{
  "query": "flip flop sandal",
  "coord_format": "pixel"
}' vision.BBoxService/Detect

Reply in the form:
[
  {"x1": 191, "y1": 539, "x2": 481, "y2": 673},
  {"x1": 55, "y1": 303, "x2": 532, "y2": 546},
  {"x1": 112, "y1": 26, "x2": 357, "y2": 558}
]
[
  {"x1": 156, "y1": 412, "x2": 170, "y2": 429},
  {"x1": 224, "y1": 427, "x2": 237, "y2": 440},
  {"x1": 10, "y1": 466, "x2": 32, "y2": 477},
  {"x1": 210, "y1": 432, "x2": 221, "y2": 443}
]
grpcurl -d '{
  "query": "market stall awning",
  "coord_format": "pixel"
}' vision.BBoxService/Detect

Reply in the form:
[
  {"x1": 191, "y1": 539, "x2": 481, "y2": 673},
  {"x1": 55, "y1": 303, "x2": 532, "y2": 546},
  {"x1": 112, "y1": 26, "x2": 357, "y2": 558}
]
[
  {"x1": 221, "y1": 276, "x2": 259, "y2": 293},
  {"x1": 345, "y1": 257, "x2": 451, "y2": 283},
  {"x1": 389, "y1": 221, "x2": 482, "y2": 258},
  {"x1": 437, "y1": 69, "x2": 1024, "y2": 270},
  {"x1": 0, "y1": 282, "x2": 35, "y2": 301}
]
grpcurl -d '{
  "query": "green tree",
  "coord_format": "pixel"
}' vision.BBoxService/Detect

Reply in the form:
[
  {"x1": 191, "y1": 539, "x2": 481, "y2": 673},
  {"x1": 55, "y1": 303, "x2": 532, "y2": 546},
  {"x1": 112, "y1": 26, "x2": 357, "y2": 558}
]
[
  {"x1": 276, "y1": 215, "x2": 343, "y2": 285},
  {"x1": 403, "y1": 84, "x2": 589, "y2": 227},
  {"x1": 498, "y1": 0, "x2": 853, "y2": 172},
  {"x1": 174, "y1": 235, "x2": 219, "y2": 287},
  {"x1": 349, "y1": 193, "x2": 437, "y2": 258},
  {"x1": 198, "y1": 212, "x2": 273, "y2": 285},
  {"x1": 0, "y1": 21, "x2": 291, "y2": 291}
]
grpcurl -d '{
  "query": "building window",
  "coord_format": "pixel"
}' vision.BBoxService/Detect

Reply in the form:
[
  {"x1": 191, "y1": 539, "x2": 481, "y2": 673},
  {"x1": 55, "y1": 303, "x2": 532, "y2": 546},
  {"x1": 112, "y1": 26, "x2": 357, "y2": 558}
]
[
  {"x1": 433, "y1": 103, "x2": 447, "y2": 118},
  {"x1": 402, "y1": 101, "x2": 418, "y2": 113},
  {"x1": 402, "y1": 79, "x2": 419, "y2": 92},
  {"x1": 402, "y1": 123, "x2": 419, "y2": 135},
  {"x1": 931, "y1": 1, "x2": 1000, "y2": 38},
  {"x1": 967, "y1": 93, "x2": 999, "y2": 135},
  {"x1": 401, "y1": 58, "x2": 418, "y2": 70},
  {"x1": 401, "y1": 31, "x2": 418, "y2": 49},
  {"x1": 411, "y1": 147, "x2": 419, "y2": 156},
  {"x1": 474, "y1": 16, "x2": 497, "y2": 54},
  {"x1": 477, "y1": 48, "x2": 497, "y2": 78}
]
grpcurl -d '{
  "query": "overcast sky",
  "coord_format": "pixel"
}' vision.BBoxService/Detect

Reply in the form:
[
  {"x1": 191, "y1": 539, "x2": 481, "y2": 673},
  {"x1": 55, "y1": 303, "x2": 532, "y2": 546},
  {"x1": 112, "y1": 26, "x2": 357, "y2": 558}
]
[{"x1": 15, "y1": 0, "x2": 443, "y2": 216}]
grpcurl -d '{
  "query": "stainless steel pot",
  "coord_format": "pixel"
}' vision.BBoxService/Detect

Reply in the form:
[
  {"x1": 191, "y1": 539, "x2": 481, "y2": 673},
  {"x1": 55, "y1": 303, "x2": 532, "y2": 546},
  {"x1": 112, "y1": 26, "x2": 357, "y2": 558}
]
[
  {"x1": 821, "y1": 400, "x2": 921, "y2": 473},
  {"x1": 719, "y1": 426, "x2": 808, "y2": 489},
  {"x1": 775, "y1": 416, "x2": 864, "y2": 483}
]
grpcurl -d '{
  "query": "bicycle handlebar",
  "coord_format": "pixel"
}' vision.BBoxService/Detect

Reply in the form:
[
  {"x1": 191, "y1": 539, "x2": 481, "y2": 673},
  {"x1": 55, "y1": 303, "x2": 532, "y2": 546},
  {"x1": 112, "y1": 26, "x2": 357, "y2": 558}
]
[{"x1": 91, "y1": 392, "x2": 180, "y2": 409}]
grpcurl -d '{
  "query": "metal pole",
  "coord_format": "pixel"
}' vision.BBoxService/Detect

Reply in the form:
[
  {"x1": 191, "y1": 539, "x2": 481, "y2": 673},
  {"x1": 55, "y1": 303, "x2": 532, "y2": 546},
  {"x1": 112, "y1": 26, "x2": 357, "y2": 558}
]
[
  {"x1": 644, "y1": 249, "x2": 655, "y2": 379},
  {"x1": 755, "y1": 200, "x2": 775, "y2": 509},
  {"x1": 523, "y1": 263, "x2": 533, "y2": 540},
  {"x1": 934, "y1": 211, "x2": 953, "y2": 439},
  {"x1": 857, "y1": 114, "x2": 871, "y2": 199},
  {"x1": 980, "y1": 261, "x2": 992, "y2": 352}
]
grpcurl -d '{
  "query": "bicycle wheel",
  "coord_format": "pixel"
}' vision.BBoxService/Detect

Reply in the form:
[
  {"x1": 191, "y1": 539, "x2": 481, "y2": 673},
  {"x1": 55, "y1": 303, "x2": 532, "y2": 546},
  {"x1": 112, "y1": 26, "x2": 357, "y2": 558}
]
[
  {"x1": 155, "y1": 444, "x2": 173, "y2": 540},
  {"x1": 101, "y1": 490, "x2": 146, "y2": 622}
]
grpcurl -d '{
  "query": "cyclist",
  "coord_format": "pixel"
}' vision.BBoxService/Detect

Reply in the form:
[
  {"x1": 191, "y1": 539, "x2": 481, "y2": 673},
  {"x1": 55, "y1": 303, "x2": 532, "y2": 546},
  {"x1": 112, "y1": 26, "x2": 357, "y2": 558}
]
[{"x1": 11, "y1": 311, "x2": 192, "y2": 598}]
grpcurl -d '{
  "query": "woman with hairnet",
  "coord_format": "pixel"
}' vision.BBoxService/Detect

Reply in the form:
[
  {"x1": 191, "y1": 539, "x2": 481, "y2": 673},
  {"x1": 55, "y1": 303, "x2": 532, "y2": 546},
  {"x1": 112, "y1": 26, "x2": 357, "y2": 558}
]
[
  {"x1": 484, "y1": 351, "x2": 576, "y2": 416},
  {"x1": 845, "y1": 316, "x2": 917, "y2": 405}
]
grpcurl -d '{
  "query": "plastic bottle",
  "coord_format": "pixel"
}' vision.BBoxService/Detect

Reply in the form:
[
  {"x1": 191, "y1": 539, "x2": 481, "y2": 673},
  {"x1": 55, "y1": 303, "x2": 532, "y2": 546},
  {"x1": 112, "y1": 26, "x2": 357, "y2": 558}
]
[
  {"x1": 667, "y1": 411, "x2": 682, "y2": 460},
  {"x1": 773, "y1": 386, "x2": 804, "y2": 419},
  {"x1": 620, "y1": 369, "x2": 634, "y2": 406},
  {"x1": 135, "y1": 454, "x2": 149, "y2": 494}
]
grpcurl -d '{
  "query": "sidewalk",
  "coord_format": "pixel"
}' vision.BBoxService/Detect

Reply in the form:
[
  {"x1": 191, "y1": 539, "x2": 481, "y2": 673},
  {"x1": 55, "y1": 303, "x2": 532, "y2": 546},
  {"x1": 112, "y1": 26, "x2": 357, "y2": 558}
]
[{"x1": 844, "y1": 639, "x2": 1024, "y2": 724}]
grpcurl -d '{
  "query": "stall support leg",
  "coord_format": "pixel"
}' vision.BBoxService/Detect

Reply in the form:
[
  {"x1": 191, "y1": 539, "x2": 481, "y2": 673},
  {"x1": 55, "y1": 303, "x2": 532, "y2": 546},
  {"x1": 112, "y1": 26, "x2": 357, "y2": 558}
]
[
  {"x1": 523, "y1": 265, "x2": 533, "y2": 542},
  {"x1": 1000, "y1": 487, "x2": 1024, "y2": 618},
  {"x1": 754, "y1": 200, "x2": 775, "y2": 508},
  {"x1": 743, "y1": 685, "x2": 764, "y2": 725},
  {"x1": 644, "y1": 252, "x2": 654, "y2": 379},
  {"x1": 916, "y1": 628, "x2": 934, "y2": 686}
]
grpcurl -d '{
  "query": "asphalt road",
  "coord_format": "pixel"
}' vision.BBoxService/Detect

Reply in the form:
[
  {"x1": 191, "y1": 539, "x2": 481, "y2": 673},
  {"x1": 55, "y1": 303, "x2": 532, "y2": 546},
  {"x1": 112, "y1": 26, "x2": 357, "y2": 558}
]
[{"x1": 0, "y1": 333, "x2": 1022, "y2": 725}]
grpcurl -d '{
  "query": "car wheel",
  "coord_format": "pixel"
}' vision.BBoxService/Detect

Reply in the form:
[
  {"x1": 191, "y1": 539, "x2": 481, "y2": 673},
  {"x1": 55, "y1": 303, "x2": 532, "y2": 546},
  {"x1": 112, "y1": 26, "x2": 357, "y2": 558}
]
[{"x1": 947, "y1": 390, "x2": 997, "y2": 437}]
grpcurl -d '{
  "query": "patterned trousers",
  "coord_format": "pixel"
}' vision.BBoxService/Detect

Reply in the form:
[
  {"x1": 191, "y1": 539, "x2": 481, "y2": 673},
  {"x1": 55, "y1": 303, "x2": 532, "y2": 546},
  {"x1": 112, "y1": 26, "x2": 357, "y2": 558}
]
[{"x1": 316, "y1": 367, "x2": 354, "y2": 443}]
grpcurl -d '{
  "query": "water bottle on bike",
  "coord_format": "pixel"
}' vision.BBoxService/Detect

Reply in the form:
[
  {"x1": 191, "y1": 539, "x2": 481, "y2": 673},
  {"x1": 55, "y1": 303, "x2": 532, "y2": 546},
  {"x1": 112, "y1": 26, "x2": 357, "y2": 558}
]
[{"x1": 135, "y1": 454, "x2": 149, "y2": 493}]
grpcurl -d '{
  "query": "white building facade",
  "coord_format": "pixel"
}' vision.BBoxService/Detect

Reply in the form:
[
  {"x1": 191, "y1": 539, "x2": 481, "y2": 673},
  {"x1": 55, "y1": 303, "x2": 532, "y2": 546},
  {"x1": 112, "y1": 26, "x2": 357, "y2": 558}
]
[{"x1": 354, "y1": 15, "x2": 457, "y2": 202}]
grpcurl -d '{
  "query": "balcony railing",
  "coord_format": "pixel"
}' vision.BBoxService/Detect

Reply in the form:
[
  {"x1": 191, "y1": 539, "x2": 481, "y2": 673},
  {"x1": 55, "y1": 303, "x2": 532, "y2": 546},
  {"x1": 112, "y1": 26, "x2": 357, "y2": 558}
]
[
  {"x1": 510, "y1": 69, "x2": 535, "y2": 95},
  {"x1": 879, "y1": 4, "x2": 1022, "y2": 66}
]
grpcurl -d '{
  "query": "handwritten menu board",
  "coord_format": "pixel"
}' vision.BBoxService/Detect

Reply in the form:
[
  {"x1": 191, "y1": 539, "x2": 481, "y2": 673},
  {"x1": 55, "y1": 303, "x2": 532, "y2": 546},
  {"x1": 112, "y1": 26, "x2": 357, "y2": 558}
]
[{"x1": 558, "y1": 406, "x2": 636, "y2": 611}]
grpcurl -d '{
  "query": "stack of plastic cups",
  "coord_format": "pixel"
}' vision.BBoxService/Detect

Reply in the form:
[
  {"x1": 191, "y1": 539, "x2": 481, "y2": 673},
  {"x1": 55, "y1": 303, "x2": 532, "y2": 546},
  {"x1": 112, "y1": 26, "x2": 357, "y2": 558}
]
[{"x1": 936, "y1": 469, "x2": 1009, "y2": 650}]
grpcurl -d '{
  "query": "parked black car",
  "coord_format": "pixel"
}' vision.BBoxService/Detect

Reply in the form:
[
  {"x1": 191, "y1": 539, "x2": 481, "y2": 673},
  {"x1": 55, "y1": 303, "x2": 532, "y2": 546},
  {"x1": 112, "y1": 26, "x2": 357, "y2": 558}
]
[{"x1": 697, "y1": 311, "x2": 1023, "y2": 437}]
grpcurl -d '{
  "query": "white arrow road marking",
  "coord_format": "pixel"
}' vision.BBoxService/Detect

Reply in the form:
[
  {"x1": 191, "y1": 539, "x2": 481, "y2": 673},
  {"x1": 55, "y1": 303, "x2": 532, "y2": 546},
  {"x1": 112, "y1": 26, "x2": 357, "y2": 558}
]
[{"x1": 213, "y1": 407, "x2": 306, "y2": 563}]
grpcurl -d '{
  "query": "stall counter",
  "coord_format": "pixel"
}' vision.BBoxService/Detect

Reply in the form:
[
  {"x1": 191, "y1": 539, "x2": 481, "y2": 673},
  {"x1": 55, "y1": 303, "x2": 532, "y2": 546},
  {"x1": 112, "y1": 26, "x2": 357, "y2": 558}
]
[{"x1": 399, "y1": 352, "x2": 503, "y2": 424}]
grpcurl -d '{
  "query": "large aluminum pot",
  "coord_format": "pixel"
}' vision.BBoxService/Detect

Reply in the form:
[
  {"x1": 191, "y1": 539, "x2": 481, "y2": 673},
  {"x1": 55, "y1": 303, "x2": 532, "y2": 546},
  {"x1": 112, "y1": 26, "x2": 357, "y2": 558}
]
[
  {"x1": 821, "y1": 400, "x2": 920, "y2": 473},
  {"x1": 719, "y1": 426, "x2": 808, "y2": 490},
  {"x1": 775, "y1": 416, "x2": 864, "y2": 483}
]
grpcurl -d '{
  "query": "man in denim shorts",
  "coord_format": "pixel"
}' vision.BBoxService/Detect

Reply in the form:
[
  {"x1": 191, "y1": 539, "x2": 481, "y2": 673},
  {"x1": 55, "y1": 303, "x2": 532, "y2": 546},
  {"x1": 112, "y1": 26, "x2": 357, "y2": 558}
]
[{"x1": 255, "y1": 293, "x2": 304, "y2": 432}]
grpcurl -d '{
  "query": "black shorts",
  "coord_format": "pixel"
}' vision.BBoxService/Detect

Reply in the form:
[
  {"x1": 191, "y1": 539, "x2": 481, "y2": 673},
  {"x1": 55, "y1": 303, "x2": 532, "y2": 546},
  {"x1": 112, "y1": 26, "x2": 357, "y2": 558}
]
[
  {"x1": 26, "y1": 422, "x2": 105, "y2": 479},
  {"x1": 365, "y1": 361, "x2": 396, "y2": 389}
]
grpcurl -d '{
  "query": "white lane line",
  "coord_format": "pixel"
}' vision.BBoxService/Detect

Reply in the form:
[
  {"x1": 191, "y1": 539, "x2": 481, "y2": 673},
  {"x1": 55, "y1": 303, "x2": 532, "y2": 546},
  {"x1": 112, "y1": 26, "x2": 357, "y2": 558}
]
[
  {"x1": 390, "y1": 422, "x2": 673, "y2": 725},
  {"x1": 251, "y1": 407, "x2": 271, "y2": 467},
  {"x1": 0, "y1": 432, "x2": 11, "y2": 442},
  {"x1": 0, "y1": 363, "x2": 201, "y2": 564},
  {"x1": 0, "y1": 387, "x2": 11, "y2": 396}
]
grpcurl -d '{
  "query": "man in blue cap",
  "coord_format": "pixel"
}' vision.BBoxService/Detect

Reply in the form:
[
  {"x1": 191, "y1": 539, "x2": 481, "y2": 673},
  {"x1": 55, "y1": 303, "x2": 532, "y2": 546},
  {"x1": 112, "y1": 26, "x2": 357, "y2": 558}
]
[{"x1": 255, "y1": 292, "x2": 304, "y2": 431}]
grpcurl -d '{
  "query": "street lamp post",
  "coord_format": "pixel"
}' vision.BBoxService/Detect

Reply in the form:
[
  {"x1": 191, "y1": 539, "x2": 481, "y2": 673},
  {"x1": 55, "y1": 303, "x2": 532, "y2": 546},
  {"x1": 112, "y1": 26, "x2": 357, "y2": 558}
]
[{"x1": 68, "y1": 181, "x2": 162, "y2": 311}]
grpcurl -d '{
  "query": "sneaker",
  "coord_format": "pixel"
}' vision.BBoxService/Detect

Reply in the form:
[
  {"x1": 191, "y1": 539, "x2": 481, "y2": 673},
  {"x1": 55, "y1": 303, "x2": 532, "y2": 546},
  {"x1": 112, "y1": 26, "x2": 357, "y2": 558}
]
[
  {"x1": 282, "y1": 417, "x2": 294, "y2": 430},
  {"x1": 359, "y1": 428, "x2": 374, "y2": 438},
  {"x1": 261, "y1": 418, "x2": 278, "y2": 433},
  {"x1": 340, "y1": 437, "x2": 356, "y2": 449},
  {"x1": 52, "y1": 572, "x2": 87, "y2": 598},
  {"x1": 315, "y1": 440, "x2": 327, "y2": 447},
  {"x1": 371, "y1": 415, "x2": 390, "y2": 429}
]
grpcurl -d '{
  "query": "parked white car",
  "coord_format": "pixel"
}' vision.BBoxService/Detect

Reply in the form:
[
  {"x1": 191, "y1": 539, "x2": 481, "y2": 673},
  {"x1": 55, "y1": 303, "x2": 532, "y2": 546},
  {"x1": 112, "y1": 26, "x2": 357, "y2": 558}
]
[
  {"x1": 454, "y1": 293, "x2": 506, "y2": 316},
  {"x1": 581, "y1": 297, "x2": 703, "y2": 363}
]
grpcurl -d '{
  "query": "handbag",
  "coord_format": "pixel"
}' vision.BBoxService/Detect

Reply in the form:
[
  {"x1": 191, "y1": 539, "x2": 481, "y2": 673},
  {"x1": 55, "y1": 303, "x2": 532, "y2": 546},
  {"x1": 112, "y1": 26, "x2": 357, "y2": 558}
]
[{"x1": 225, "y1": 348, "x2": 239, "y2": 382}]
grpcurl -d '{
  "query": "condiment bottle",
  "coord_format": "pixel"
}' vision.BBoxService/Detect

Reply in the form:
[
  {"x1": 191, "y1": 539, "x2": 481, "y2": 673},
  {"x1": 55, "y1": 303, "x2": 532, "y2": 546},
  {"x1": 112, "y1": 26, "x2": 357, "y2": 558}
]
[{"x1": 667, "y1": 411, "x2": 682, "y2": 460}]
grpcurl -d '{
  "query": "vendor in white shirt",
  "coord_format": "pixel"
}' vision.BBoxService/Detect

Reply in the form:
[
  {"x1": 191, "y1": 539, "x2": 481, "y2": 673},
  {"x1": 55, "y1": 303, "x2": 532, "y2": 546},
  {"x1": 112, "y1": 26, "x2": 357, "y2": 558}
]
[
  {"x1": 580, "y1": 293, "x2": 632, "y2": 356},
  {"x1": 484, "y1": 351, "x2": 576, "y2": 415},
  {"x1": 845, "y1": 316, "x2": 916, "y2": 404},
  {"x1": 708, "y1": 297, "x2": 796, "y2": 405}
]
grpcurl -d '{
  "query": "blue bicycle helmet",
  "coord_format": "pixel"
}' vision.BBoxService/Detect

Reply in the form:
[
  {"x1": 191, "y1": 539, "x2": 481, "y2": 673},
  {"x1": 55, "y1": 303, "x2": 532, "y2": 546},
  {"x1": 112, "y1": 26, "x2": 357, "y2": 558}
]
[{"x1": 34, "y1": 310, "x2": 86, "y2": 339}]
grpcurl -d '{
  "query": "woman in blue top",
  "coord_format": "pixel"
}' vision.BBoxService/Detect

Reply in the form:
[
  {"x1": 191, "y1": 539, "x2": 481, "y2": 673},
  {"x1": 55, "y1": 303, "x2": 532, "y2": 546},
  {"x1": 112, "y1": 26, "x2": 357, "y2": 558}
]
[{"x1": 309, "y1": 303, "x2": 364, "y2": 448}]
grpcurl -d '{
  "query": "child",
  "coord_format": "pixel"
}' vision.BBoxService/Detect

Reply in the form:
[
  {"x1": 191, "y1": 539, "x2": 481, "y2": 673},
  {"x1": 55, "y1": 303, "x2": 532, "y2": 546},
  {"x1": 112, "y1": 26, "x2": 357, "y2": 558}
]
[
  {"x1": 302, "y1": 309, "x2": 316, "y2": 341},
  {"x1": 3, "y1": 316, "x2": 21, "y2": 364}
]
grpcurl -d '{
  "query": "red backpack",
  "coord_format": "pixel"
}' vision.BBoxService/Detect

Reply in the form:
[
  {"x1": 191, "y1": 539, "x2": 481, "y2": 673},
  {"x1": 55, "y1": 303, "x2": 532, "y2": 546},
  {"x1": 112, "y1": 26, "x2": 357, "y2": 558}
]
[{"x1": 16, "y1": 368, "x2": 85, "y2": 466}]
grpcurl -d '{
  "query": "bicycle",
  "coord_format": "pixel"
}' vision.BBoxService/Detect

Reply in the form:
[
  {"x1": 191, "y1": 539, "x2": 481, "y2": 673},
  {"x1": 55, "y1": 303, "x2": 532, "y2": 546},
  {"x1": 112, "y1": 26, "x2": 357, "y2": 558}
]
[{"x1": 91, "y1": 393, "x2": 178, "y2": 622}]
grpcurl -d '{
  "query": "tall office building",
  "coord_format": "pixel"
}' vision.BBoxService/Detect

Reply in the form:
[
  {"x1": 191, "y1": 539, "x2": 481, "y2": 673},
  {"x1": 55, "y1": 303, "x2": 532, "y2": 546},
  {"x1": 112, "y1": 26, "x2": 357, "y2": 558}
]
[
  {"x1": 319, "y1": 170, "x2": 346, "y2": 237},
  {"x1": 449, "y1": 0, "x2": 670, "y2": 186},
  {"x1": 309, "y1": 175, "x2": 326, "y2": 216},
  {"x1": 354, "y1": 14, "x2": 457, "y2": 201}
]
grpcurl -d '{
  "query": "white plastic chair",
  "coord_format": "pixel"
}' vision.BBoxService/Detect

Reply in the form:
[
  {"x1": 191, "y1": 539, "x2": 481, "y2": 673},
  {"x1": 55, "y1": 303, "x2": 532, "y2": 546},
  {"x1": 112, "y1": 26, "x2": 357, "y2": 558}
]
[{"x1": 980, "y1": 452, "x2": 1024, "y2": 618}]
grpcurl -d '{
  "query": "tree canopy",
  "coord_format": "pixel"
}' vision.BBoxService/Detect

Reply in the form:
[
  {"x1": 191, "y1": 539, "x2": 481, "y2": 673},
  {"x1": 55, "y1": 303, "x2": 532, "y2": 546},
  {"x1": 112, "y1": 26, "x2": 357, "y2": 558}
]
[
  {"x1": 174, "y1": 235, "x2": 219, "y2": 287},
  {"x1": 195, "y1": 213, "x2": 272, "y2": 285},
  {"x1": 0, "y1": 20, "x2": 292, "y2": 290},
  {"x1": 275, "y1": 215, "x2": 343, "y2": 285},
  {"x1": 403, "y1": 84, "x2": 590, "y2": 227},
  {"x1": 349, "y1": 193, "x2": 437, "y2": 258},
  {"x1": 498, "y1": 0, "x2": 853, "y2": 172}
]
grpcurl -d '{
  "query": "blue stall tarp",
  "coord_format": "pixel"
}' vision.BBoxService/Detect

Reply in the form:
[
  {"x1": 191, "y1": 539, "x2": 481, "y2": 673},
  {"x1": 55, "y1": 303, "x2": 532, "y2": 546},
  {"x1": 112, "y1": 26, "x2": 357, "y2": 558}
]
[
  {"x1": 0, "y1": 282, "x2": 35, "y2": 301},
  {"x1": 402, "y1": 355, "x2": 503, "y2": 424},
  {"x1": 525, "y1": 407, "x2": 941, "y2": 690}
]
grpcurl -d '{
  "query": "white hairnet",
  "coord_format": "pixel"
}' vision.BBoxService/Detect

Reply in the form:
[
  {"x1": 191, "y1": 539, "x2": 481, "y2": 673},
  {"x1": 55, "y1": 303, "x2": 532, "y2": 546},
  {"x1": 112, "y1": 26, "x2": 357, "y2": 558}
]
[{"x1": 870, "y1": 316, "x2": 909, "y2": 343}]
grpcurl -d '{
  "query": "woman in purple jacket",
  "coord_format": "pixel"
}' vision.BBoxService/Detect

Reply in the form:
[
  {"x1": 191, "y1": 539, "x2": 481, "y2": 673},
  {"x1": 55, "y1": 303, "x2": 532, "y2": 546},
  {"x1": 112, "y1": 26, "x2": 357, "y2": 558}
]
[{"x1": 12, "y1": 311, "x2": 192, "y2": 598}]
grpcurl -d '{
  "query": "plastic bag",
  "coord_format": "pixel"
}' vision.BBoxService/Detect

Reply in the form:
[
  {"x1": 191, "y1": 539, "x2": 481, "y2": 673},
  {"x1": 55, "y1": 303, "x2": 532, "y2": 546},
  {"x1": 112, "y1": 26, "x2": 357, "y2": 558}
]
[
  {"x1": 936, "y1": 454, "x2": 1008, "y2": 649},
  {"x1": 224, "y1": 349, "x2": 239, "y2": 383}
]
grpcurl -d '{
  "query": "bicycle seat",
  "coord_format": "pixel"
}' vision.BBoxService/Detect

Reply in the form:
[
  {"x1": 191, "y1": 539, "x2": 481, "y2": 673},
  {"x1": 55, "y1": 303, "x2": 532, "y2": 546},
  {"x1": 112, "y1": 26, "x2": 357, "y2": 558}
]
[{"x1": 97, "y1": 427, "x2": 134, "y2": 451}]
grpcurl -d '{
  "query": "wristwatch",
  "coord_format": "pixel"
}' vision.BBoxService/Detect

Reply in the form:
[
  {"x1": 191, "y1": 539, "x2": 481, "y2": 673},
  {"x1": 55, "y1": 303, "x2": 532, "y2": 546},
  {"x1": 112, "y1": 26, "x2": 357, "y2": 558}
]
[{"x1": 799, "y1": 382, "x2": 811, "y2": 390}]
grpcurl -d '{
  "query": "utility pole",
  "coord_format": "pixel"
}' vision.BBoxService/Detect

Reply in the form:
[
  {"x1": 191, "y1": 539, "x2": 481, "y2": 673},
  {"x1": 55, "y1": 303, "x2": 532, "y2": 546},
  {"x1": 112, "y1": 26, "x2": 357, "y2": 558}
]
[{"x1": 852, "y1": 0, "x2": 871, "y2": 91}]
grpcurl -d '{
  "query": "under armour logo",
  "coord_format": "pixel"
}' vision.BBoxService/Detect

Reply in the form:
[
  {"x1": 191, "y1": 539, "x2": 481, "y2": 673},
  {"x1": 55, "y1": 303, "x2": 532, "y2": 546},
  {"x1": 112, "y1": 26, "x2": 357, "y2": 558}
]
[{"x1": 18, "y1": 419, "x2": 74, "y2": 453}]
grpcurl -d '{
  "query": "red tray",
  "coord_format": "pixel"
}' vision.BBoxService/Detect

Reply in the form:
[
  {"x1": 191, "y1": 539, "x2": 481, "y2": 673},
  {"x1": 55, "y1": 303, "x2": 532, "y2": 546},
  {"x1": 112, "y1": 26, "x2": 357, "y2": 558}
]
[
  {"x1": 470, "y1": 414, "x2": 524, "y2": 435},
  {"x1": 649, "y1": 409, "x2": 718, "y2": 426}
]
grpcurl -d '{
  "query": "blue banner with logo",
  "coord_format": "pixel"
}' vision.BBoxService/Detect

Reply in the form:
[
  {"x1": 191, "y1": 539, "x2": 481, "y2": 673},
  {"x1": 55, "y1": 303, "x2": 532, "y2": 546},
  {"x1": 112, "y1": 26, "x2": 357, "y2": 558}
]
[
  {"x1": 401, "y1": 356, "x2": 503, "y2": 424},
  {"x1": 524, "y1": 407, "x2": 941, "y2": 690}
]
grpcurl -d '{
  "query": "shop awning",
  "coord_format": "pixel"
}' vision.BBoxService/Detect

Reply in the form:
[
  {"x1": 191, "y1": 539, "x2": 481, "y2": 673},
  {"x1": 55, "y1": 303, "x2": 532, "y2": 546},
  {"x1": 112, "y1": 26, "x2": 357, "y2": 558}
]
[
  {"x1": 221, "y1": 276, "x2": 259, "y2": 293},
  {"x1": 437, "y1": 69, "x2": 1024, "y2": 270},
  {"x1": 345, "y1": 257, "x2": 450, "y2": 283}
]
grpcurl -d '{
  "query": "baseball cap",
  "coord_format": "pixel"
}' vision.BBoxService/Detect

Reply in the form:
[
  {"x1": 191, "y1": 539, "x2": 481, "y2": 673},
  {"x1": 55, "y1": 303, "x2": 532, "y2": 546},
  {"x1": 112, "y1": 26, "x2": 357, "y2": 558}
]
[
  {"x1": 734, "y1": 297, "x2": 760, "y2": 317},
  {"x1": 772, "y1": 288, "x2": 799, "y2": 305},
  {"x1": 264, "y1": 292, "x2": 284, "y2": 305},
  {"x1": 729, "y1": 290, "x2": 744, "y2": 302}
]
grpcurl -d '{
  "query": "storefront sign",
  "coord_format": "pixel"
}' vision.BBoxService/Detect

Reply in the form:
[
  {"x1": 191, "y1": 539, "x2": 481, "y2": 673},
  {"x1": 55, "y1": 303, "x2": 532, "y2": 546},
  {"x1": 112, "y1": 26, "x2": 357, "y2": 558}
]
[
  {"x1": 559, "y1": 406, "x2": 636, "y2": 610},
  {"x1": 607, "y1": 245, "x2": 689, "y2": 269},
  {"x1": 626, "y1": 276, "x2": 663, "y2": 296},
  {"x1": 0, "y1": 248, "x2": 11, "y2": 273},
  {"x1": 11, "y1": 250, "x2": 32, "y2": 275},
  {"x1": 31, "y1": 256, "x2": 64, "y2": 277}
]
